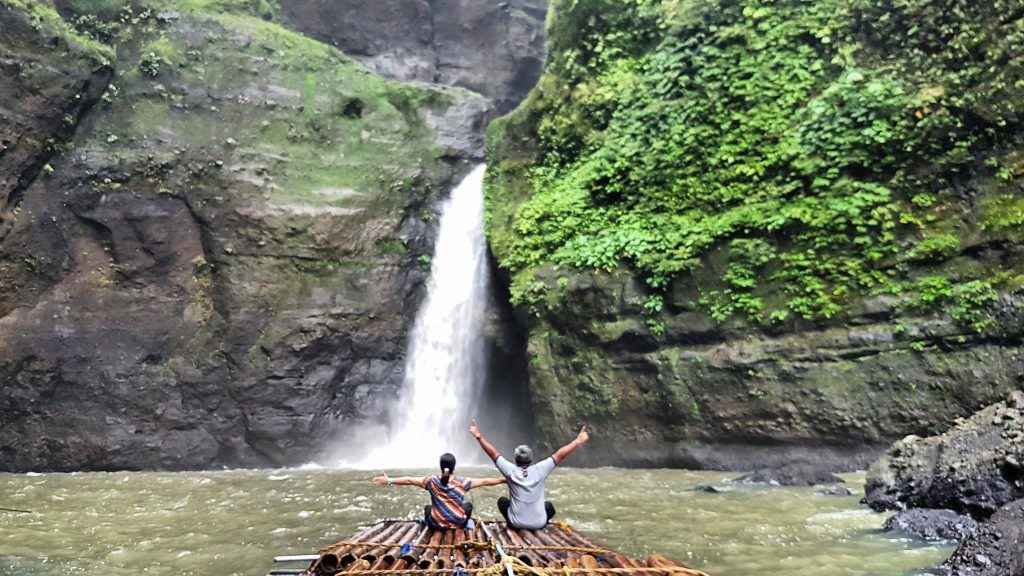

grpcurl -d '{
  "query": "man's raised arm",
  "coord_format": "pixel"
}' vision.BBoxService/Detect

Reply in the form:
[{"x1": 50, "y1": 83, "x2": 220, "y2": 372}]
[
  {"x1": 469, "y1": 419, "x2": 501, "y2": 462},
  {"x1": 552, "y1": 425, "x2": 589, "y2": 464}
]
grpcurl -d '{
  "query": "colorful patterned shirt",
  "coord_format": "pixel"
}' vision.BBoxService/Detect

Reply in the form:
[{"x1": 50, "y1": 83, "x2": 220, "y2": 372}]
[{"x1": 423, "y1": 475, "x2": 473, "y2": 529}]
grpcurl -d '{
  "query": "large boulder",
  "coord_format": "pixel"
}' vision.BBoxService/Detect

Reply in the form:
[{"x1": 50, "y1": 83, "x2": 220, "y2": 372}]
[{"x1": 864, "y1": 391, "x2": 1024, "y2": 518}]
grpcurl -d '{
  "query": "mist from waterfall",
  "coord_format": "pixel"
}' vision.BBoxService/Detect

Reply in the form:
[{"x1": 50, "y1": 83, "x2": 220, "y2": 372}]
[{"x1": 355, "y1": 165, "x2": 490, "y2": 468}]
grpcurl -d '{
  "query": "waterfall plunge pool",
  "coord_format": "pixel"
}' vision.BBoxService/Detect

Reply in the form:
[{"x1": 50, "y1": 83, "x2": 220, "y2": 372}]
[{"x1": 0, "y1": 467, "x2": 952, "y2": 576}]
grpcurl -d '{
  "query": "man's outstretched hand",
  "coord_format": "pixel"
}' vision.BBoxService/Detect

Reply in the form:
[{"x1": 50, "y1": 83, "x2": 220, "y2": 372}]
[
  {"x1": 577, "y1": 425, "x2": 589, "y2": 444},
  {"x1": 470, "y1": 419, "x2": 499, "y2": 461}
]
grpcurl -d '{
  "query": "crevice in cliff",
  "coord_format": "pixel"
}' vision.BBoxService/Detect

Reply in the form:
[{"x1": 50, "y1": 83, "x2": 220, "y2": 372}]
[
  {"x1": 425, "y1": 0, "x2": 443, "y2": 85},
  {"x1": 175, "y1": 193, "x2": 233, "y2": 323},
  {"x1": 479, "y1": 246, "x2": 536, "y2": 444}
]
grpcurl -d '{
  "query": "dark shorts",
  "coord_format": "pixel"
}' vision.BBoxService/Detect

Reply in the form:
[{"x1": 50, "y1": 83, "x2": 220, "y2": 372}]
[{"x1": 497, "y1": 496, "x2": 556, "y2": 528}]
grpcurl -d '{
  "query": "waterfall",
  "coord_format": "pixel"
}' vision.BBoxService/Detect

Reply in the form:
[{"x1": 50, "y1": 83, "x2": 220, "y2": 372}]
[{"x1": 357, "y1": 165, "x2": 490, "y2": 468}]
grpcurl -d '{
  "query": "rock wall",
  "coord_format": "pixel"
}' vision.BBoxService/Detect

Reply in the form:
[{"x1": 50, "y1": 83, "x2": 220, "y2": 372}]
[
  {"x1": 279, "y1": 0, "x2": 548, "y2": 114},
  {"x1": 485, "y1": 0, "x2": 1024, "y2": 468},
  {"x1": 0, "y1": 0, "x2": 543, "y2": 471},
  {"x1": 513, "y1": 268, "x2": 1024, "y2": 469}
]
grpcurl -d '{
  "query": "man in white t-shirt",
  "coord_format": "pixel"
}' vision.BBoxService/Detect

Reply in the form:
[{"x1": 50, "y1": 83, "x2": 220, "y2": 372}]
[{"x1": 470, "y1": 420, "x2": 589, "y2": 529}]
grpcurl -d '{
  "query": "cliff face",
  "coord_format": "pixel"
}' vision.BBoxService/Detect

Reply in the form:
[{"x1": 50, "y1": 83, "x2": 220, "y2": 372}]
[
  {"x1": 279, "y1": 0, "x2": 548, "y2": 115},
  {"x1": 486, "y1": 0, "x2": 1024, "y2": 468},
  {"x1": 0, "y1": 0, "x2": 544, "y2": 471}
]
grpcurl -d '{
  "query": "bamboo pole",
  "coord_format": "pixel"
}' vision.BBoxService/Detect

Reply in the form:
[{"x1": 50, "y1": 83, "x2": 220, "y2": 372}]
[
  {"x1": 368, "y1": 522, "x2": 420, "y2": 571},
  {"x1": 314, "y1": 552, "x2": 342, "y2": 576},
  {"x1": 648, "y1": 554, "x2": 692, "y2": 569},
  {"x1": 400, "y1": 524, "x2": 432, "y2": 565},
  {"x1": 503, "y1": 526, "x2": 543, "y2": 566},
  {"x1": 647, "y1": 553, "x2": 703, "y2": 576},
  {"x1": 543, "y1": 526, "x2": 582, "y2": 553},
  {"x1": 378, "y1": 525, "x2": 430, "y2": 575},
  {"x1": 452, "y1": 526, "x2": 468, "y2": 567},
  {"x1": 581, "y1": 551, "x2": 606, "y2": 576},
  {"x1": 380, "y1": 522, "x2": 423, "y2": 564},
  {"x1": 518, "y1": 529, "x2": 564, "y2": 567},
  {"x1": 416, "y1": 528, "x2": 445, "y2": 569},
  {"x1": 342, "y1": 558, "x2": 372, "y2": 573},
  {"x1": 429, "y1": 530, "x2": 456, "y2": 570},
  {"x1": 464, "y1": 524, "x2": 490, "y2": 568},
  {"x1": 347, "y1": 522, "x2": 401, "y2": 565}
]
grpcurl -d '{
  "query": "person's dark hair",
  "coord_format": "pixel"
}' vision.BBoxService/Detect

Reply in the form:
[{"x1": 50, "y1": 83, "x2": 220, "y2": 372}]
[{"x1": 439, "y1": 453, "x2": 456, "y2": 486}]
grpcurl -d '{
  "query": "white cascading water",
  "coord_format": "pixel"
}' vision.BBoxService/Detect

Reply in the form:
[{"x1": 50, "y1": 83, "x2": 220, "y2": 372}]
[{"x1": 357, "y1": 165, "x2": 490, "y2": 468}]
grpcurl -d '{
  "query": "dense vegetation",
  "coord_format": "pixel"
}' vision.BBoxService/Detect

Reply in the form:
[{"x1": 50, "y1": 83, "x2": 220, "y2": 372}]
[{"x1": 487, "y1": 0, "x2": 1024, "y2": 332}]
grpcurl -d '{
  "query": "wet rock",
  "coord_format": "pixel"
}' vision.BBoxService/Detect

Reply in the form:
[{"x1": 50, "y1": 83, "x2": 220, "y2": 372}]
[
  {"x1": 693, "y1": 484, "x2": 722, "y2": 493},
  {"x1": 818, "y1": 486, "x2": 853, "y2": 496},
  {"x1": 864, "y1": 392, "x2": 1024, "y2": 518},
  {"x1": 939, "y1": 498, "x2": 1024, "y2": 576},
  {"x1": 279, "y1": 0, "x2": 547, "y2": 113},
  {"x1": 0, "y1": 8, "x2": 112, "y2": 245},
  {"x1": 482, "y1": 0, "x2": 1024, "y2": 473},
  {"x1": 732, "y1": 462, "x2": 846, "y2": 487},
  {"x1": 420, "y1": 92, "x2": 492, "y2": 158},
  {"x1": 498, "y1": 250, "x2": 1024, "y2": 469},
  {"x1": 882, "y1": 509, "x2": 978, "y2": 542}
]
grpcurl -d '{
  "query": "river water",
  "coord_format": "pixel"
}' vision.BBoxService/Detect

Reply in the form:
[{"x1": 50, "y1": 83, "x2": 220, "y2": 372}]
[{"x1": 0, "y1": 467, "x2": 951, "y2": 576}]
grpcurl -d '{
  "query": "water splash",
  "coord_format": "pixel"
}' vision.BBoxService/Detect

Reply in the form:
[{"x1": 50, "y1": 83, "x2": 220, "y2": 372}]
[{"x1": 357, "y1": 165, "x2": 490, "y2": 468}]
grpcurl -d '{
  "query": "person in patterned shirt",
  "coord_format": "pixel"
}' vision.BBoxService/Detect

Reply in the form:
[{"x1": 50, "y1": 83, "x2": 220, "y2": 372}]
[{"x1": 372, "y1": 453, "x2": 506, "y2": 529}]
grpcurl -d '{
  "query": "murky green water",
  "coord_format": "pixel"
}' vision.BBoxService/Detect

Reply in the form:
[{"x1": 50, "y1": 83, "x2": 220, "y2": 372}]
[{"x1": 0, "y1": 467, "x2": 951, "y2": 576}]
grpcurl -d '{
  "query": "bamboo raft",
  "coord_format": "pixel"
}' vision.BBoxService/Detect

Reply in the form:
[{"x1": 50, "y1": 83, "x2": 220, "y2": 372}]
[{"x1": 271, "y1": 520, "x2": 708, "y2": 576}]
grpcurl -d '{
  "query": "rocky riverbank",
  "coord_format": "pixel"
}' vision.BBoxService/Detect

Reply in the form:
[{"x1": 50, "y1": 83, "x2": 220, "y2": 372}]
[{"x1": 865, "y1": 391, "x2": 1024, "y2": 575}]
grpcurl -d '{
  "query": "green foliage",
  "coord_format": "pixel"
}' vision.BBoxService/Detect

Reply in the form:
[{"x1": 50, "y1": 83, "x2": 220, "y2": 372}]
[
  {"x1": 981, "y1": 194, "x2": 1024, "y2": 237},
  {"x1": 642, "y1": 294, "x2": 665, "y2": 335},
  {"x1": 905, "y1": 277, "x2": 998, "y2": 332},
  {"x1": 701, "y1": 239, "x2": 777, "y2": 321},
  {"x1": 138, "y1": 50, "x2": 163, "y2": 76},
  {"x1": 3, "y1": 0, "x2": 115, "y2": 62},
  {"x1": 487, "y1": 0, "x2": 1024, "y2": 326},
  {"x1": 904, "y1": 234, "x2": 961, "y2": 263},
  {"x1": 375, "y1": 237, "x2": 407, "y2": 256}
]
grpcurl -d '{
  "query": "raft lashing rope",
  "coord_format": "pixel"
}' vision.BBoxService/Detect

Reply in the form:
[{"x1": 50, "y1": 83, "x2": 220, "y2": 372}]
[{"x1": 272, "y1": 520, "x2": 709, "y2": 576}]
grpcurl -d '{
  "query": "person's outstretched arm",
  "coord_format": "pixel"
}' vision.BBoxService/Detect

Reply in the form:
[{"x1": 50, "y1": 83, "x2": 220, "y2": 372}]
[
  {"x1": 551, "y1": 425, "x2": 589, "y2": 465},
  {"x1": 469, "y1": 419, "x2": 501, "y2": 462},
  {"x1": 468, "y1": 477, "x2": 507, "y2": 488},
  {"x1": 371, "y1": 473, "x2": 425, "y2": 487}
]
